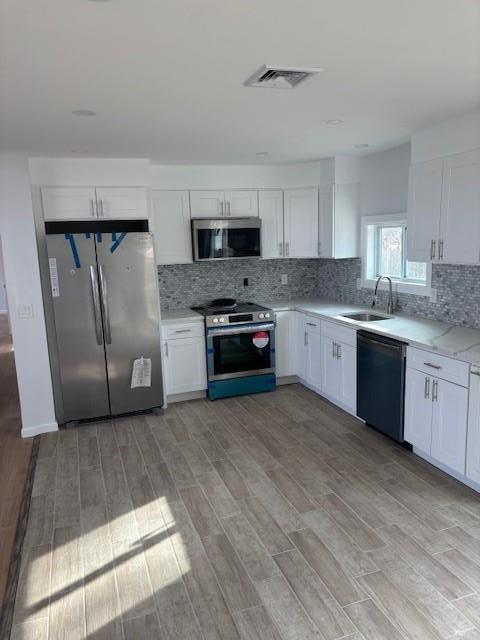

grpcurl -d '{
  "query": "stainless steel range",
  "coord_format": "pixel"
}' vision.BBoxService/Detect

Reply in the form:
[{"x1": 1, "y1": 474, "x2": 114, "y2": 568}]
[{"x1": 191, "y1": 299, "x2": 276, "y2": 400}]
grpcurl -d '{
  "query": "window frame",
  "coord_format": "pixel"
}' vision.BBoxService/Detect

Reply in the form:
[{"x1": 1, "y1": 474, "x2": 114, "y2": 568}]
[{"x1": 359, "y1": 213, "x2": 434, "y2": 298}]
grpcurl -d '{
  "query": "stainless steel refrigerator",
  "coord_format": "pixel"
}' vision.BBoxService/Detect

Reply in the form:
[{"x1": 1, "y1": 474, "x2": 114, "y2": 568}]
[{"x1": 45, "y1": 219, "x2": 163, "y2": 424}]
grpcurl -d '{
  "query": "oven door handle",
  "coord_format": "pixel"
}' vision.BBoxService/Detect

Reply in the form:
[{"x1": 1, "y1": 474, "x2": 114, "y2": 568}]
[{"x1": 207, "y1": 322, "x2": 275, "y2": 337}]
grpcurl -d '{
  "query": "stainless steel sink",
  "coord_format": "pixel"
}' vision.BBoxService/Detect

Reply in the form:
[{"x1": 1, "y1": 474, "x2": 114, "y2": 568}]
[{"x1": 341, "y1": 312, "x2": 391, "y2": 322}]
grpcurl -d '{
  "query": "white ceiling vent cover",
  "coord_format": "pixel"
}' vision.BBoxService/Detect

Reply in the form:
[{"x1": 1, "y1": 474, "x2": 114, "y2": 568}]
[{"x1": 245, "y1": 65, "x2": 323, "y2": 89}]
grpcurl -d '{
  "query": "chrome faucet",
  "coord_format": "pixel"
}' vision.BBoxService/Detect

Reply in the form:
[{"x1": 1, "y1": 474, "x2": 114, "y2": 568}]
[{"x1": 372, "y1": 275, "x2": 395, "y2": 315}]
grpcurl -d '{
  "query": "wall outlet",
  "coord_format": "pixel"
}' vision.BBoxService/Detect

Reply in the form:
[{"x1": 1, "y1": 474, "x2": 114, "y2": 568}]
[
  {"x1": 16, "y1": 303, "x2": 34, "y2": 319},
  {"x1": 281, "y1": 274, "x2": 288, "y2": 285}
]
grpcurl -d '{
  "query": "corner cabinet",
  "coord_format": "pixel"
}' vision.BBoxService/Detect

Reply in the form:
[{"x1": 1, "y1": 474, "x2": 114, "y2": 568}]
[
  {"x1": 319, "y1": 183, "x2": 360, "y2": 259},
  {"x1": 283, "y1": 189, "x2": 319, "y2": 258},
  {"x1": 151, "y1": 190, "x2": 192, "y2": 264},
  {"x1": 161, "y1": 321, "x2": 207, "y2": 398},
  {"x1": 467, "y1": 368, "x2": 480, "y2": 485},
  {"x1": 404, "y1": 347, "x2": 469, "y2": 475},
  {"x1": 41, "y1": 186, "x2": 149, "y2": 220}
]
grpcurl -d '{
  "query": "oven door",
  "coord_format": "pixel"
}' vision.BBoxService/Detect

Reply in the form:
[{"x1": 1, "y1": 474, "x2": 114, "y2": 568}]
[
  {"x1": 206, "y1": 322, "x2": 275, "y2": 381},
  {"x1": 192, "y1": 218, "x2": 261, "y2": 261}
]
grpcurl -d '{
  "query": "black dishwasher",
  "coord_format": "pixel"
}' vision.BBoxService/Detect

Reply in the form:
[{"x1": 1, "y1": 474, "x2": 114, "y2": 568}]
[{"x1": 357, "y1": 330, "x2": 407, "y2": 442}]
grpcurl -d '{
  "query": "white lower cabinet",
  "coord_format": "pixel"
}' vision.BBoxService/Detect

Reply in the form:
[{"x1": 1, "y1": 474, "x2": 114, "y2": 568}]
[
  {"x1": 161, "y1": 323, "x2": 207, "y2": 397},
  {"x1": 274, "y1": 311, "x2": 295, "y2": 377},
  {"x1": 320, "y1": 321, "x2": 356, "y2": 413},
  {"x1": 466, "y1": 369, "x2": 480, "y2": 485},
  {"x1": 405, "y1": 350, "x2": 469, "y2": 475},
  {"x1": 296, "y1": 314, "x2": 321, "y2": 391}
]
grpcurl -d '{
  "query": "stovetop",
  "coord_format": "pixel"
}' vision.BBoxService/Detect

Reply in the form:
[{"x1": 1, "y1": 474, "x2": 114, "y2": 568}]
[{"x1": 190, "y1": 301, "x2": 273, "y2": 328}]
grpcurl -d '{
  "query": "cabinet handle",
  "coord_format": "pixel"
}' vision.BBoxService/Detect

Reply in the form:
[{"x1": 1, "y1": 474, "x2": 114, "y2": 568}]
[
  {"x1": 423, "y1": 362, "x2": 441, "y2": 370},
  {"x1": 439, "y1": 239, "x2": 444, "y2": 260},
  {"x1": 332, "y1": 341, "x2": 335, "y2": 359},
  {"x1": 304, "y1": 331, "x2": 308, "y2": 346},
  {"x1": 165, "y1": 342, "x2": 169, "y2": 357},
  {"x1": 424, "y1": 376, "x2": 430, "y2": 399},
  {"x1": 279, "y1": 242, "x2": 283, "y2": 256},
  {"x1": 90, "y1": 199, "x2": 97, "y2": 217},
  {"x1": 227, "y1": 201, "x2": 231, "y2": 216},
  {"x1": 471, "y1": 370, "x2": 480, "y2": 377},
  {"x1": 306, "y1": 322, "x2": 317, "y2": 327},
  {"x1": 432, "y1": 379, "x2": 438, "y2": 402},
  {"x1": 285, "y1": 242, "x2": 289, "y2": 257},
  {"x1": 337, "y1": 343, "x2": 341, "y2": 359},
  {"x1": 175, "y1": 329, "x2": 191, "y2": 333},
  {"x1": 98, "y1": 199, "x2": 104, "y2": 217},
  {"x1": 430, "y1": 239, "x2": 436, "y2": 260},
  {"x1": 220, "y1": 200, "x2": 224, "y2": 216},
  {"x1": 318, "y1": 241, "x2": 321, "y2": 256}
]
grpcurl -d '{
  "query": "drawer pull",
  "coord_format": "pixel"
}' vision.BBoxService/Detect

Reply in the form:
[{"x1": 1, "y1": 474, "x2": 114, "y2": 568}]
[
  {"x1": 471, "y1": 370, "x2": 480, "y2": 377},
  {"x1": 306, "y1": 322, "x2": 317, "y2": 327},
  {"x1": 175, "y1": 329, "x2": 192, "y2": 333},
  {"x1": 423, "y1": 362, "x2": 441, "y2": 370}
]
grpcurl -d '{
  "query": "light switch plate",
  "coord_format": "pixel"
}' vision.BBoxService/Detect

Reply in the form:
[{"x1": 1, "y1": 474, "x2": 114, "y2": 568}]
[
  {"x1": 281, "y1": 274, "x2": 288, "y2": 285},
  {"x1": 16, "y1": 303, "x2": 34, "y2": 319}
]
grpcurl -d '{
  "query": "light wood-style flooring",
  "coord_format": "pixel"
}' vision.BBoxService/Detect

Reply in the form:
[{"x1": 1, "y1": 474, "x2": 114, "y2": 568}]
[
  {"x1": 0, "y1": 314, "x2": 33, "y2": 607},
  {"x1": 10, "y1": 383, "x2": 480, "y2": 640}
]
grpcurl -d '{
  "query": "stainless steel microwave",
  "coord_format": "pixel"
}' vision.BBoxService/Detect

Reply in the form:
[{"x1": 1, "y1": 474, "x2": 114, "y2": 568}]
[{"x1": 191, "y1": 217, "x2": 261, "y2": 261}]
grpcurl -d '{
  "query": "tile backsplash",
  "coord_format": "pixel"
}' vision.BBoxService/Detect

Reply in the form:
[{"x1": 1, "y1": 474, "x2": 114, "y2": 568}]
[{"x1": 158, "y1": 258, "x2": 480, "y2": 329}]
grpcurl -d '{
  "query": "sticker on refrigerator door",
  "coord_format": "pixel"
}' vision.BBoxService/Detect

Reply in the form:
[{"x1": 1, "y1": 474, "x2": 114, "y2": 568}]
[
  {"x1": 252, "y1": 331, "x2": 269, "y2": 349},
  {"x1": 131, "y1": 356, "x2": 152, "y2": 388},
  {"x1": 48, "y1": 258, "x2": 60, "y2": 297}
]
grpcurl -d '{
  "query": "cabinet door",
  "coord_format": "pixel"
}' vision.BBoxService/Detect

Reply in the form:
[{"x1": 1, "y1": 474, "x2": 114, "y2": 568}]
[
  {"x1": 275, "y1": 311, "x2": 294, "y2": 377},
  {"x1": 404, "y1": 368, "x2": 433, "y2": 452},
  {"x1": 189, "y1": 191, "x2": 224, "y2": 217},
  {"x1": 318, "y1": 185, "x2": 334, "y2": 258},
  {"x1": 467, "y1": 370, "x2": 480, "y2": 484},
  {"x1": 151, "y1": 191, "x2": 192, "y2": 264},
  {"x1": 431, "y1": 378, "x2": 468, "y2": 474},
  {"x1": 41, "y1": 186, "x2": 96, "y2": 220},
  {"x1": 305, "y1": 322, "x2": 321, "y2": 390},
  {"x1": 163, "y1": 337, "x2": 207, "y2": 395},
  {"x1": 259, "y1": 190, "x2": 284, "y2": 258},
  {"x1": 96, "y1": 187, "x2": 149, "y2": 219},
  {"x1": 295, "y1": 313, "x2": 307, "y2": 379},
  {"x1": 337, "y1": 342, "x2": 356, "y2": 413},
  {"x1": 284, "y1": 188, "x2": 319, "y2": 258},
  {"x1": 224, "y1": 190, "x2": 258, "y2": 217},
  {"x1": 407, "y1": 159, "x2": 443, "y2": 262},
  {"x1": 321, "y1": 335, "x2": 339, "y2": 400},
  {"x1": 439, "y1": 149, "x2": 480, "y2": 264}
]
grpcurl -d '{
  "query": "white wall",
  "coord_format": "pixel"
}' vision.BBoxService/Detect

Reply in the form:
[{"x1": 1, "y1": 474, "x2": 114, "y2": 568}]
[
  {"x1": 359, "y1": 143, "x2": 411, "y2": 216},
  {"x1": 411, "y1": 110, "x2": 480, "y2": 164},
  {"x1": 0, "y1": 156, "x2": 57, "y2": 437},
  {"x1": 0, "y1": 239, "x2": 7, "y2": 313},
  {"x1": 28, "y1": 157, "x2": 151, "y2": 186}
]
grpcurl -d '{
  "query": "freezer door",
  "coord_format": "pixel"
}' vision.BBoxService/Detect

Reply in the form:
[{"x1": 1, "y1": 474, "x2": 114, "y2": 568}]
[
  {"x1": 95, "y1": 231, "x2": 163, "y2": 414},
  {"x1": 46, "y1": 232, "x2": 110, "y2": 421}
]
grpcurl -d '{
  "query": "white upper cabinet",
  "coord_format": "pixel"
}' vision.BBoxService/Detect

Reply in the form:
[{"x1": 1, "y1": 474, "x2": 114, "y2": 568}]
[
  {"x1": 151, "y1": 190, "x2": 192, "y2": 265},
  {"x1": 407, "y1": 149, "x2": 480, "y2": 264},
  {"x1": 407, "y1": 159, "x2": 443, "y2": 262},
  {"x1": 467, "y1": 369, "x2": 480, "y2": 485},
  {"x1": 224, "y1": 190, "x2": 258, "y2": 217},
  {"x1": 189, "y1": 190, "x2": 224, "y2": 217},
  {"x1": 439, "y1": 149, "x2": 480, "y2": 264},
  {"x1": 319, "y1": 183, "x2": 360, "y2": 259},
  {"x1": 190, "y1": 190, "x2": 258, "y2": 217},
  {"x1": 283, "y1": 188, "x2": 319, "y2": 258},
  {"x1": 95, "y1": 187, "x2": 148, "y2": 219},
  {"x1": 259, "y1": 190, "x2": 284, "y2": 259},
  {"x1": 41, "y1": 186, "x2": 148, "y2": 220},
  {"x1": 41, "y1": 187, "x2": 97, "y2": 220}
]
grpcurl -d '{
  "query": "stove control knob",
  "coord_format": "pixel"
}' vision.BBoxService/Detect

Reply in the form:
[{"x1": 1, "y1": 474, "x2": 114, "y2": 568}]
[
  {"x1": 265, "y1": 312, "x2": 271, "y2": 318},
  {"x1": 219, "y1": 317, "x2": 225, "y2": 323},
  {"x1": 212, "y1": 317, "x2": 219, "y2": 324},
  {"x1": 259, "y1": 313, "x2": 265, "y2": 319}
]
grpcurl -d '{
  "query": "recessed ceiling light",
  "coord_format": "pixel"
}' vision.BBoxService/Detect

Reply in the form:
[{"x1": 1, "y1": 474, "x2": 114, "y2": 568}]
[
  {"x1": 72, "y1": 109, "x2": 96, "y2": 116},
  {"x1": 355, "y1": 143, "x2": 369, "y2": 149},
  {"x1": 256, "y1": 151, "x2": 269, "y2": 156},
  {"x1": 324, "y1": 119, "x2": 344, "y2": 125}
]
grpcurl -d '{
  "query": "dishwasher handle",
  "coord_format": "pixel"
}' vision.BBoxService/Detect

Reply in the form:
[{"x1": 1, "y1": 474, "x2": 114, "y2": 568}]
[{"x1": 357, "y1": 331, "x2": 406, "y2": 359}]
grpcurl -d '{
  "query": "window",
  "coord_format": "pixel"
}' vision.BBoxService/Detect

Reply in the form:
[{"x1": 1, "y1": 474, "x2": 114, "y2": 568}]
[{"x1": 361, "y1": 213, "x2": 432, "y2": 296}]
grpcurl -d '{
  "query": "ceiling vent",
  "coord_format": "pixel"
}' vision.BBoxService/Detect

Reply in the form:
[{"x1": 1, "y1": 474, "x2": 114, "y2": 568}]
[{"x1": 245, "y1": 65, "x2": 323, "y2": 89}]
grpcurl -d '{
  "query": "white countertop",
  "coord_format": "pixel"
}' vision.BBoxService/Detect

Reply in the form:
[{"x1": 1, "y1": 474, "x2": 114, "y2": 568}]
[{"x1": 161, "y1": 298, "x2": 480, "y2": 367}]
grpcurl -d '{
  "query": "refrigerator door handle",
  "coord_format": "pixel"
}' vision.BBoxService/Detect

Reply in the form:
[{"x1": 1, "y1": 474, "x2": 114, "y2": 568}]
[
  {"x1": 89, "y1": 266, "x2": 103, "y2": 346},
  {"x1": 99, "y1": 265, "x2": 112, "y2": 344}
]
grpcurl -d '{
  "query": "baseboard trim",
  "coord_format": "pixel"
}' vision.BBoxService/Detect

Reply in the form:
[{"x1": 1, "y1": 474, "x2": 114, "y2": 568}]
[
  {"x1": 21, "y1": 421, "x2": 58, "y2": 439},
  {"x1": 167, "y1": 390, "x2": 207, "y2": 404},
  {"x1": 277, "y1": 375, "x2": 299, "y2": 386}
]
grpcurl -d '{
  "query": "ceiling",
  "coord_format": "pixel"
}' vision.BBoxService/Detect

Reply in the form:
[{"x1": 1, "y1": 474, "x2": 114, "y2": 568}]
[{"x1": 1, "y1": 0, "x2": 479, "y2": 164}]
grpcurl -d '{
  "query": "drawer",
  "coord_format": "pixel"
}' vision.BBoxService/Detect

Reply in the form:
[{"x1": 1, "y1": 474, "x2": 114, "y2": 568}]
[
  {"x1": 322, "y1": 320, "x2": 357, "y2": 347},
  {"x1": 407, "y1": 346, "x2": 469, "y2": 387},
  {"x1": 303, "y1": 315, "x2": 321, "y2": 335},
  {"x1": 162, "y1": 322, "x2": 204, "y2": 340}
]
